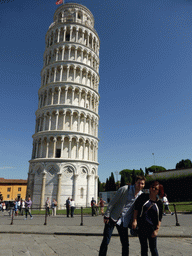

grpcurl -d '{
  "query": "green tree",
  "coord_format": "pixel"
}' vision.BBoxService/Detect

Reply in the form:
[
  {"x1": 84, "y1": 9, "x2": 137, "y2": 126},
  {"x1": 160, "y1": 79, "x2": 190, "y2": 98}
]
[
  {"x1": 176, "y1": 159, "x2": 192, "y2": 169},
  {"x1": 120, "y1": 168, "x2": 145, "y2": 184},
  {"x1": 120, "y1": 175, "x2": 126, "y2": 187},
  {"x1": 108, "y1": 172, "x2": 116, "y2": 191},
  {"x1": 145, "y1": 165, "x2": 166, "y2": 173},
  {"x1": 105, "y1": 178, "x2": 109, "y2": 191}
]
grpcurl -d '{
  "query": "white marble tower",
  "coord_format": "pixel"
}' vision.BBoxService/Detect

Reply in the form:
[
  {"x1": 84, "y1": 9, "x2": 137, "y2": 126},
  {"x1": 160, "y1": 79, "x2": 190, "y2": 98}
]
[{"x1": 27, "y1": 2, "x2": 100, "y2": 208}]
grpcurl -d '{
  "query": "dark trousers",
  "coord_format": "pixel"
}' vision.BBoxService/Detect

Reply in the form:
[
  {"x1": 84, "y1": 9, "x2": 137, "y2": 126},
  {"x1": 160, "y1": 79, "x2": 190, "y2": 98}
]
[
  {"x1": 138, "y1": 228, "x2": 158, "y2": 256},
  {"x1": 71, "y1": 207, "x2": 75, "y2": 217},
  {"x1": 25, "y1": 208, "x2": 32, "y2": 218},
  {"x1": 66, "y1": 207, "x2": 70, "y2": 217},
  {"x1": 99, "y1": 219, "x2": 129, "y2": 256}
]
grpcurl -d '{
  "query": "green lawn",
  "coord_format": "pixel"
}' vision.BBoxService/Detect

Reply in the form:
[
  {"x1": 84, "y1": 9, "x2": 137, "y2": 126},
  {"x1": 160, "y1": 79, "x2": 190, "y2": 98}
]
[
  {"x1": 30, "y1": 203, "x2": 192, "y2": 215},
  {"x1": 169, "y1": 202, "x2": 192, "y2": 213}
]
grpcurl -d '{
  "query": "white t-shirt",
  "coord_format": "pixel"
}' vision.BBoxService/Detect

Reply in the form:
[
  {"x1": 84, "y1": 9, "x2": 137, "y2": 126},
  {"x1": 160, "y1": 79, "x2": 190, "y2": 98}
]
[{"x1": 163, "y1": 196, "x2": 169, "y2": 205}]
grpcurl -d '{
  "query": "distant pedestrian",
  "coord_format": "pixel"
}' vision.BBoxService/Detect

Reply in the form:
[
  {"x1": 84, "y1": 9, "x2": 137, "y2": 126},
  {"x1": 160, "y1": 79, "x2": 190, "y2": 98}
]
[
  {"x1": 65, "y1": 197, "x2": 70, "y2": 217},
  {"x1": 51, "y1": 199, "x2": 57, "y2": 216},
  {"x1": 70, "y1": 199, "x2": 75, "y2": 217},
  {"x1": 45, "y1": 197, "x2": 51, "y2": 216},
  {"x1": 163, "y1": 194, "x2": 174, "y2": 215},
  {"x1": 14, "y1": 198, "x2": 18, "y2": 216},
  {"x1": 21, "y1": 200, "x2": 25, "y2": 216},
  {"x1": 24, "y1": 197, "x2": 33, "y2": 220},
  {"x1": 91, "y1": 197, "x2": 98, "y2": 216},
  {"x1": 17, "y1": 199, "x2": 21, "y2": 215},
  {"x1": 99, "y1": 198, "x2": 106, "y2": 216}
]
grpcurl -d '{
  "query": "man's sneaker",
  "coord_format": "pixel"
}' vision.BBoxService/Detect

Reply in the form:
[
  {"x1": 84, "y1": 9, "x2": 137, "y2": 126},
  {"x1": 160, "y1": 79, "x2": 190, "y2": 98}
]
[
  {"x1": 171, "y1": 212, "x2": 174, "y2": 215},
  {"x1": 30, "y1": 217, "x2": 33, "y2": 219},
  {"x1": 163, "y1": 213, "x2": 166, "y2": 216}
]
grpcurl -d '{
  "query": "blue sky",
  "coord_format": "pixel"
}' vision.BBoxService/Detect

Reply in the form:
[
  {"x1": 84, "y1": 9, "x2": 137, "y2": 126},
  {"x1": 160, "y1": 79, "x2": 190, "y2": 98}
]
[{"x1": 0, "y1": 0, "x2": 192, "y2": 182}]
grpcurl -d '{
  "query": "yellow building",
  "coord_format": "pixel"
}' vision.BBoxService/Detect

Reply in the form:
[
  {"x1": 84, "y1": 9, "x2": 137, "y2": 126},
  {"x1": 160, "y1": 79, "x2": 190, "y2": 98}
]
[{"x1": 0, "y1": 178, "x2": 27, "y2": 201}]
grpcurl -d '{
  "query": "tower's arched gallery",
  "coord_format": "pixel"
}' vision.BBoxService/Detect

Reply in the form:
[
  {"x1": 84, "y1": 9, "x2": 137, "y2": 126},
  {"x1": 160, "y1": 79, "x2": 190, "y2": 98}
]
[{"x1": 27, "y1": 3, "x2": 100, "y2": 208}]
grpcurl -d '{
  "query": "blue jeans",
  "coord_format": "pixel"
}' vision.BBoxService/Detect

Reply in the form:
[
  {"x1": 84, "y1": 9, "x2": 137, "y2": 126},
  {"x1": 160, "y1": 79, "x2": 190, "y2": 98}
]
[
  {"x1": 99, "y1": 219, "x2": 129, "y2": 256},
  {"x1": 138, "y1": 228, "x2": 158, "y2": 256}
]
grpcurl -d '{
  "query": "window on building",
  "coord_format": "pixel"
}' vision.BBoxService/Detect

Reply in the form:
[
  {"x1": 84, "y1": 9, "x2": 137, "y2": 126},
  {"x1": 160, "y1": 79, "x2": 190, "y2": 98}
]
[
  {"x1": 7, "y1": 195, "x2": 10, "y2": 199},
  {"x1": 56, "y1": 149, "x2": 61, "y2": 158},
  {"x1": 66, "y1": 32, "x2": 70, "y2": 41},
  {"x1": 7, "y1": 187, "x2": 11, "y2": 192},
  {"x1": 80, "y1": 187, "x2": 84, "y2": 198},
  {"x1": 17, "y1": 194, "x2": 21, "y2": 200},
  {"x1": 18, "y1": 187, "x2": 21, "y2": 191}
]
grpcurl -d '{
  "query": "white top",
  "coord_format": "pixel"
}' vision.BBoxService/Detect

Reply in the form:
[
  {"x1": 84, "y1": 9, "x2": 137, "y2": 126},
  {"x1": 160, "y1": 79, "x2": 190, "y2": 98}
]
[
  {"x1": 163, "y1": 196, "x2": 169, "y2": 205},
  {"x1": 70, "y1": 200, "x2": 75, "y2": 207}
]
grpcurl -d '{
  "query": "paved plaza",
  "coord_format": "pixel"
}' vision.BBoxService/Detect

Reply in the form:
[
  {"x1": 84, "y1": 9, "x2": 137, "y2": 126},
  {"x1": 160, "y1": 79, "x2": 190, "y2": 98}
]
[{"x1": 0, "y1": 212, "x2": 191, "y2": 255}]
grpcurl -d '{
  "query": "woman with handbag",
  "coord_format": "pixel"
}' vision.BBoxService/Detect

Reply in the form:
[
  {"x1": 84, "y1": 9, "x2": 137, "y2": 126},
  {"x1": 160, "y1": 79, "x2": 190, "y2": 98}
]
[{"x1": 132, "y1": 181, "x2": 163, "y2": 256}]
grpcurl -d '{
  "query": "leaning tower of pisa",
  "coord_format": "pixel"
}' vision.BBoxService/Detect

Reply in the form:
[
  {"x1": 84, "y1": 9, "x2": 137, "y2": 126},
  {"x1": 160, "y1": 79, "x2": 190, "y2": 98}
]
[{"x1": 27, "y1": 2, "x2": 100, "y2": 208}]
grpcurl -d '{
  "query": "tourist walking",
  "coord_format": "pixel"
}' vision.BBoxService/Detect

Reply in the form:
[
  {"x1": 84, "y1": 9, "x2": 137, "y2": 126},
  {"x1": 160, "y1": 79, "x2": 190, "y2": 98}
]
[
  {"x1": 65, "y1": 197, "x2": 70, "y2": 217},
  {"x1": 99, "y1": 198, "x2": 106, "y2": 216},
  {"x1": 14, "y1": 198, "x2": 18, "y2": 216},
  {"x1": 45, "y1": 197, "x2": 51, "y2": 216},
  {"x1": 21, "y1": 200, "x2": 25, "y2": 216},
  {"x1": 24, "y1": 197, "x2": 33, "y2": 220},
  {"x1": 91, "y1": 197, "x2": 98, "y2": 216},
  {"x1": 162, "y1": 193, "x2": 174, "y2": 215},
  {"x1": 51, "y1": 199, "x2": 57, "y2": 216},
  {"x1": 70, "y1": 199, "x2": 75, "y2": 217},
  {"x1": 132, "y1": 181, "x2": 164, "y2": 256},
  {"x1": 99, "y1": 175, "x2": 146, "y2": 256}
]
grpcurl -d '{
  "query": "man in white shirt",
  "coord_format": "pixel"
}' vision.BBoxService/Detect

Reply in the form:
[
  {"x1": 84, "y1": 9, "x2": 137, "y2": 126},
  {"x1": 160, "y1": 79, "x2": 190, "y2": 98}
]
[{"x1": 162, "y1": 194, "x2": 174, "y2": 216}]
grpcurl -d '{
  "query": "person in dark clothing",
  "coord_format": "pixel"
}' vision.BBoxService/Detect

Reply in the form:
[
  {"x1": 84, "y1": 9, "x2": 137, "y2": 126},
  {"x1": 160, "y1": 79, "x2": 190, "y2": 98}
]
[
  {"x1": 132, "y1": 181, "x2": 164, "y2": 256},
  {"x1": 65, "y1": 197, "x2": 70, "y2": 217}
]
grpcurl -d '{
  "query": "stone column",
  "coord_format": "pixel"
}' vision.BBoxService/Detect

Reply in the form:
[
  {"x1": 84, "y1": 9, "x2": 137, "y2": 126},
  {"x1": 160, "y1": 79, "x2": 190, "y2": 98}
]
[
  {"x1": 78, "y1": 89, "x2": 82, "y2": 106},
  {"x1": 64, "y1": 88, "x2": 68, "y2": 104},
  {"x1": 73, "y1": 174, "x2": 79, "y2": 202},
  {"x1": 63, "y1": 27, "x2": 66, "y2": 42},
  {"x1": 76, "y1": 140, "x2": 79, "y2": 159},
  {"x1": 58, "y1": 88, "x2": 61, "y2": 105},
  {"x1": 68, "y1": 46, "x2": 71, "y2": 60},
  {"x1": 51, "y1": 92, "x2": 54, "y2": 105},
  {"x1": 62, "y1": 111, "x2": 66, "y2": 130},
  {"x1": 57, "y1": 29, "x2": 60, "y2": 43},
  {"x1": 57, "y1": 173, "x2": 62, "y2": 210},
  {"x1": 60, "y1": 66, "x2": 63, "y2": 82},
  {"x1": 76, "y1": 28, "x2": 79, "y2": 42},
  {"x1": 81, "y1": 49, "x2": 84, "y2": 62},
  {"x1": 77, "y1": 114, "x2": 80, "y2": 131},
  {"x1": 53, "y1": 138, "x2": 57, "y2": 158},
  {"x1": 40, "y1": 172, "x2": 46, "y2": 209},
  {"x1": 82, "y1": 141, "x2": 85, "y2": 160},
  {"x1": 71, "y1": 88, "x2": 75, "y2": 105},
  {"x1": 74, "y1": 67, "x2": 76, "y2": 82},
  {"x1": 54, "y1": 67, "x2": 57, "y2": 82},
  {"x1": 95, "y1": 175, "x2": 98, "y2": 203},
  {"x1": 61, "y1": 138, "x2": 64, "y2": 158},
  {"x1": 83, "y1": 117, "x2": 86, "y2": 133},
  {"x1": 69, "y1": 139, "x2": 72, "y2": 158},
  {"x1": 48, "y1": 115, "x2": 52, "y2": 130},
  {"x1": 69, "y1": 27, "x2": 72, "y2": 41},
  {"x1": 86, "y1": 174, "x2": 91, "y2": 207},
  {"x1": 80, "y1": 68, "x2": 83, "y2": 83},
  {"x1": 84, "y1": 93, "x2": 87, "y2": 108},
  {"x1": 56, "y1": 48, "x2": 59, "y2": 61},
  {"x1": 70, "y1": 113, "x2": 73, "y2": 130},
  {"x1": 55, "y1": 111, "x2": 59, "y2": 130},
  {"x1": 62, "y1": 46, "x2": 65, "y2": 60},
  {"x1": 46, "y1": 141, "x2": 49, "y2": 158},
  {"x1": 75, "y1": 47, "x2": 77, "y2": 60},
  {"x1": 67, "y1": 65, "x2": 70, "y2": 80}
]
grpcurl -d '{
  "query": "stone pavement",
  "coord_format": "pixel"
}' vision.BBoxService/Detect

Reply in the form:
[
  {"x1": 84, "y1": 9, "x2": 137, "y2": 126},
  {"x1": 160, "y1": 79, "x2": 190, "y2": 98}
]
[{"x1": 0, "y1": 212, "x2": 192, "y2": 255}]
